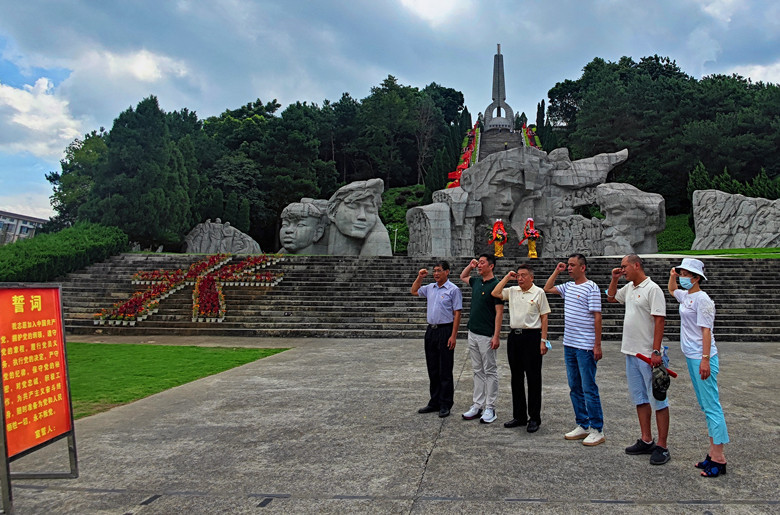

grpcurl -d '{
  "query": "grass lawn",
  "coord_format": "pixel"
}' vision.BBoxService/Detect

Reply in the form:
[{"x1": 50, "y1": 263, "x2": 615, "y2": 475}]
[
  {"x1": 659, "y1": 247, "x2": 780, "y2": 259},
  {"x1": 65, "y1": 343, "x2": 286, "y2": 418}
]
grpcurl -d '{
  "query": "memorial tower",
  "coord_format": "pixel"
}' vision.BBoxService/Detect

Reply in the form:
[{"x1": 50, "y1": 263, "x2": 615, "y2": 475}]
[{"x1": 483, "y1": 44, "x2": 514, "y2": 131}]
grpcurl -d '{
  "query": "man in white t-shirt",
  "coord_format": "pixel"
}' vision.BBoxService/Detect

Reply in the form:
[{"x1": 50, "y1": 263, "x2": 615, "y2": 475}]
[
  {"x1": 607, "y1": 254, "x2": 670, "y2": 465},
  {"x1": 544, "y1": 253, "x2": 605, "y2": 446}
]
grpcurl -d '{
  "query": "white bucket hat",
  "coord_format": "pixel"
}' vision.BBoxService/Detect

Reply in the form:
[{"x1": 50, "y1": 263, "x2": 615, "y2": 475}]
[{"x1": 675, "y1": 258, "x2": 707, "y2": 281}]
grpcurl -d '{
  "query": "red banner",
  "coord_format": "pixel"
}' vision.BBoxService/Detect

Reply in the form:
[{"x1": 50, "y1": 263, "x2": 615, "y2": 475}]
[{"x1": 0, "y1": 287, "x2": 72, "y2": 458}]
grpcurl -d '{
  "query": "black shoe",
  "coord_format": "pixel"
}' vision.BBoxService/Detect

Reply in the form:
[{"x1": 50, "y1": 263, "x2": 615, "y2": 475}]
[
  {"x1": 418, "y1": 405, "x2": 438, "y2": 414},
  {"x1": 625, "y1": 438, "x2": 656, "y2": 455},
  {"x1": 650, "y1": 445, "x2": 671, "y2": 465},
  {"x1": 503, "y1": 418, "x2": 527, "y2": 428},
  {"x1": 527, "y1": 421, "x2": 540, "y2": 433},
  {"x1": 438, "y1": 407, "x2": 451, "y2": 418}
]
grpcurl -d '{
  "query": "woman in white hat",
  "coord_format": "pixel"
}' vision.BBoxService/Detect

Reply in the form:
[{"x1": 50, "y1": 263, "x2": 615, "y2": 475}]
[{"x1": 668, "y1": 258, "x2": 729, "y2": 477}]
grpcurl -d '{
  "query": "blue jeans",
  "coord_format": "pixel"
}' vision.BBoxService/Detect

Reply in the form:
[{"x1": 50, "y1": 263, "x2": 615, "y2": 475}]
[{"x1": 564, "y1": 345, "x2": 604, "y2": 431}]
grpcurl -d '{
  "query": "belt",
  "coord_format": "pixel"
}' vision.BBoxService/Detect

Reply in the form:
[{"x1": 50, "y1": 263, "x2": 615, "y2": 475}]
[
  {"x1": 428, "y1": 323, "x2": 453, "y2": 329},
  {"x1": 511, "y1": 328, "x2": 541, "y2": 335}
]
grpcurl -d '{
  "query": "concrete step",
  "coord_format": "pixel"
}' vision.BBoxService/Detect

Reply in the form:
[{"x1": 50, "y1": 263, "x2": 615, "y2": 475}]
[{"x1": 60, "y1": 253, "x2": 780, "y2": 342}]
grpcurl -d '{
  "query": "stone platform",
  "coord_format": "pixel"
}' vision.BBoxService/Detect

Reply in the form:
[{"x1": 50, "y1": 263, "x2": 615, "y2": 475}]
[{"x1": 7, "y1": 335, "x2": 779, "y2": 513}]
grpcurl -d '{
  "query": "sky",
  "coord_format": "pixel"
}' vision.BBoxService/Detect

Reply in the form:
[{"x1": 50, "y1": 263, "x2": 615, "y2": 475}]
[{"x1": 1, "y1": 0, "x2": 778, "y2": 220}]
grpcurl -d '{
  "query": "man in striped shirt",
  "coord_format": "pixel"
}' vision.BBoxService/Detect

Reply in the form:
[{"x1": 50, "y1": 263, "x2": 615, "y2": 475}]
[{"x1": 544, "y1": 253, "x2": 605, "y2": 446}]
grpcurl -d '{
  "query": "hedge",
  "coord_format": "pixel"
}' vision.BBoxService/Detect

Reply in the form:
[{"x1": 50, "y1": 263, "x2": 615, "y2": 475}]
[{"x1": 0, "y1": 222, "x2": 129, "y2": 282}]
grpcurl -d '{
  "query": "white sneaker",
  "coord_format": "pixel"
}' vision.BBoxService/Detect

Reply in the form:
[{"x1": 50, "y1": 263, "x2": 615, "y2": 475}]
[
  {"x1": 564, "y1": 425, "x2": 590, "y2": 440},
  {"x1": 480, "y1": 407, "x2": 497, "y2": 424},
  {"x1": 583, "y1": 428, "x2": 606, "y2": 446},
  {"x1": 462, "y1": 404, "x2": 482, "y2": 420}
]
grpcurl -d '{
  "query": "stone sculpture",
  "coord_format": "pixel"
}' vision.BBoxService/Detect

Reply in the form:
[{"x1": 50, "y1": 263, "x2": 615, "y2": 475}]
[
  {"x1": 278, "y1": 178, "x2": 393, "y2": 256},
  {"x1": 327, "y1": 178, "x2": 392, "y2": 256},
  {"x1": 407, "y1": 146, "x2": 665, "y2": 257},
  {"x1": 597, "y1": 183, "x2": 665, "y2": 255},
  {"x1": 279, "y1": 198, "x2": 329, "y2": 254},
  {"x1": 692, "y1": 190, "x2": 780, "y2": 250},
  {"x1": 184, "y1": 219, "x2": 262, "y2": 254}
]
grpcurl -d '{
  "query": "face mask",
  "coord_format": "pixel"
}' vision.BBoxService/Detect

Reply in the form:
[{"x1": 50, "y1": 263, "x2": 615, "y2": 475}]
[{"x1": 679, "y1": 277, "x2": 694, "y2": 290}]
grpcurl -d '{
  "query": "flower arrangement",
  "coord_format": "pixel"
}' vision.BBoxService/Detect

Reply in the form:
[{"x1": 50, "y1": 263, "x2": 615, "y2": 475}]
[
  {"x1": 96, "y1": 253, "x2": 285, "y2": 326},
  {"x1": 520, "y1": 218, "x2": 542, "y2": 242},
  {"x1": 447, "y1": 122, "x2": 480, "y2": 189},
  {"x1": 193, "y1": 275, "x2": 224, "y2": 321}
]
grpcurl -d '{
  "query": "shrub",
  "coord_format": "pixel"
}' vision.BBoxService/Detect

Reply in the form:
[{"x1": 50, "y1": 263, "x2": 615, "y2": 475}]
[
  {"x1": 0, "y1": 222, "x2": 129, "y2": 282},
  {"x1": 657, "y1": 214, "x2": 695, "y2": 252},
  {"x1": 380, "y1": 185, "x2": 425, "y2": 254}
]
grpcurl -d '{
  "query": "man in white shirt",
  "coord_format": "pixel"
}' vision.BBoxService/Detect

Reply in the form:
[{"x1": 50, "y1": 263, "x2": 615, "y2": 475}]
[
  {"x1": 607, "y1": 254, "x2": 670, "y2": 465},
  {"x1": 544, "y1": 254, "x2": 605, "y2": 446},
  {"x1": 492, "y1": 264, "x2": 550, "y2": 433}
]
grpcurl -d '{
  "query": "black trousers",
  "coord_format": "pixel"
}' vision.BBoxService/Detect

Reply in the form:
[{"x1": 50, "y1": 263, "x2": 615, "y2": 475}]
[
  {"x1": 507, "y1": 329, "x2": 543, "y2": 423},
  {"x1": 424, "y1": 324, "x2": 455, "y2": 409}
]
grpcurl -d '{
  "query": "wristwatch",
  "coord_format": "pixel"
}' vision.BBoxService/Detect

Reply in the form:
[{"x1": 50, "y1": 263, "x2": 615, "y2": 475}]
[{"x1": 652, "y1": 349, "x2": 661, "y2": 356}]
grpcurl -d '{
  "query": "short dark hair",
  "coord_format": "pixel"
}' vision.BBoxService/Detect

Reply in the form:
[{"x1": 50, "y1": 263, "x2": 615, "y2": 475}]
[
  {"x1": 434, "y1": 260, "x2": 450, "y2": 271},
  {"x1": 568, "y1": 253, "x2": 587, "y2": 266},
  {"x1": 479, "y1": 253, "x2": 496, "y2": 268},
  {"x1": 624, "y1": 254, "x2": 644, "y2": 270},
  {"x1": 516, "y1": 264, "x2": 534, "y2": 276}
]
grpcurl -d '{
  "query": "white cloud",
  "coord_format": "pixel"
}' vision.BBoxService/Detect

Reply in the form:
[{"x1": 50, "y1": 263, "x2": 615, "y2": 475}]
[
  {"x1": 0, "y1": 188, "x2": 54, "y2": 220},
  {"x1": 683, "y1": 26, "x2": 722, "y2": 75},
  {"x1": 89, "y1": 49, "x2": 190, "y2": 83},
  {"x1": 398, "y1": 0, "x2": 474, "y2": 27},
  {"x1": 728, "y1": 61, "x2": 780, "y2": 85},
  {"x1": 0, "y1": 78, "x2": 82, "y2": 160},
  {"x1": 693, "y1": 0, "x2": 743, "y2": 23}
]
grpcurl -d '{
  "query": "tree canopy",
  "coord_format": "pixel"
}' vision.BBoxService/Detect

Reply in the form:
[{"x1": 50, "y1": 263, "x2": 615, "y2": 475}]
[
  {"x1": 47, "y1": 54, "x2": 779, "y2": 249},
  {"x1": 48, "y1": 78, "x2": 464, "y2": 250},
  {"x1": 548, "y1": 55, "x2": 780, "y2": 213}
]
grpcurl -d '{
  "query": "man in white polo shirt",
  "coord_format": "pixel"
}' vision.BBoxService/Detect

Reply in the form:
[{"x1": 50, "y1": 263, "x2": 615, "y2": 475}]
[
  {"x1": 607, "y1": 253, "x2": 670, "y2": 465},
  {"x1": 492, "y1": 264, "x2": 551, "y2": 433}
]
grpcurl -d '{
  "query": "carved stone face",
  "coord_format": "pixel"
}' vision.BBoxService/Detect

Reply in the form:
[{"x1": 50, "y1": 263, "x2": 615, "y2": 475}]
[
  {"x1": 597, "y1": 183, "x2": 664, "y2": 254},
  {"x1": 332, "y1": 197, "x2": 379, "y2": 239},
  {"x1": 280, "y1": 215, "x2": 324, "y2": 252},
  {"x1": 480, "y1": 176, "x2": 524, "y2": 220}
]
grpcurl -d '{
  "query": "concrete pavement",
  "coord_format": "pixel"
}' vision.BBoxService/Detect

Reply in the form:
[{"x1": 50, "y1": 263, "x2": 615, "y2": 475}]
[{"x1": 7, "y1": 335, "x2": 780, "y2": 514}]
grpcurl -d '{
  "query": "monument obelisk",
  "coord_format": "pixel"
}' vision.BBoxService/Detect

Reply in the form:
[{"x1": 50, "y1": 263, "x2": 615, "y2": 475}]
[{"x1": 483, "y1": 44, "x2": 514, "y2": 131}]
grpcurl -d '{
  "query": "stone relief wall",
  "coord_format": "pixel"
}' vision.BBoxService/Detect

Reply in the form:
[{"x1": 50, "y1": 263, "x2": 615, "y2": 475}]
[
  {"x1": 184, "y1": 219, "x2": 262, "y2": 254},
  {"x1": 692, "y1": 189, "x2": 780, "y2": 250},
  {"x1": 407, "y1": 146, "x2": 665, "y2": 258},
  {"x1": 278, "y1": 178, "x2": 392, "y2": 256}
]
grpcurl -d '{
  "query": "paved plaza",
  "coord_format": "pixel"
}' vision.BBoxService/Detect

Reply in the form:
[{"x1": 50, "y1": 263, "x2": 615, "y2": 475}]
[{"x1": 8, "y1": 335, "x2": 780, "y2": 514}]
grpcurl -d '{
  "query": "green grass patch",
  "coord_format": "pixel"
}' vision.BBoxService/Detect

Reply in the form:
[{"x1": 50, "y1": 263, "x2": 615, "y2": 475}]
[
  {"x1": 659, "y1": 247, "x2": 780, "y2": 259},
  {"x1": 65, "y1": 343, "x2": 286, "y2": 418},
  {"x1": 657, "y1": 214, "x2": 695, "y2": 252}
]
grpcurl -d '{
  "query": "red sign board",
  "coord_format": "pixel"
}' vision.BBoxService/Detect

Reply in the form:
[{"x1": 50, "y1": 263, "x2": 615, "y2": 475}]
[{"x1": 0, "y1": 287, "x2": 72, "y2": 458}]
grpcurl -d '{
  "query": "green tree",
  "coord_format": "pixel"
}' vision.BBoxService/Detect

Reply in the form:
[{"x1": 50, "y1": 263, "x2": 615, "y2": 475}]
[
  {"x1": 79, "y1": 96, "x2": 192, "y2": 247},
  {"x1": 423, "y1": 82, "x2": 464, "y2": 125},
  {"x1": 46, "y1": 130, "x2": 108, "y2": 230},
  {"x1": 223, "y1": 191, "x2": 239, "y2": 225},
  {"x1": 535, "y1": 100, "x2": 545, "y2": 130},
  {"x1": 236, "y1": 198, "x2": 251, "y2": 233}
]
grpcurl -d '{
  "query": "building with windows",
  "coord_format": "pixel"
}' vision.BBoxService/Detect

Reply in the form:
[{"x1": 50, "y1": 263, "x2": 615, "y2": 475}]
[{"x1": 0, "y1": 211, "x2": 49, "y2": 245}]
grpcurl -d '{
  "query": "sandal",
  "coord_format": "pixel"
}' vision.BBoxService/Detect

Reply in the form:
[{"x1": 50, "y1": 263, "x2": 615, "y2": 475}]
[
  {"x1": 701, "y1": 461, "x2": 727, "y2": 477},
  {"x1": 695, "y1": 454, "x2": 712, "y2": 469}
]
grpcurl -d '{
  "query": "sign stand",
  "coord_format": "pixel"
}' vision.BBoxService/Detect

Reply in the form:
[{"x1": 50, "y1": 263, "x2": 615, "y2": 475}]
[{"x1": 0, "y1": 284, "x2": 79, "y2": 514}]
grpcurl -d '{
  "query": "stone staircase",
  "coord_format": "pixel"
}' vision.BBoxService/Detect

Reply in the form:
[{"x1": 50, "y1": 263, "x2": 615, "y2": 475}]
[
  {"x1": 61, "y1": 254, "x2": 779, "y2": 343},
  {"x1": 478, "y1": 130, "x2": 525, "y2": 161}
]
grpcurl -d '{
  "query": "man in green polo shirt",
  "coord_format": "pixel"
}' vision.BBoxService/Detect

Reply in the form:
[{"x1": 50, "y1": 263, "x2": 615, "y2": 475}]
[{"x1": 460, "y1": 253, "x2": 504, "y2": 423}]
